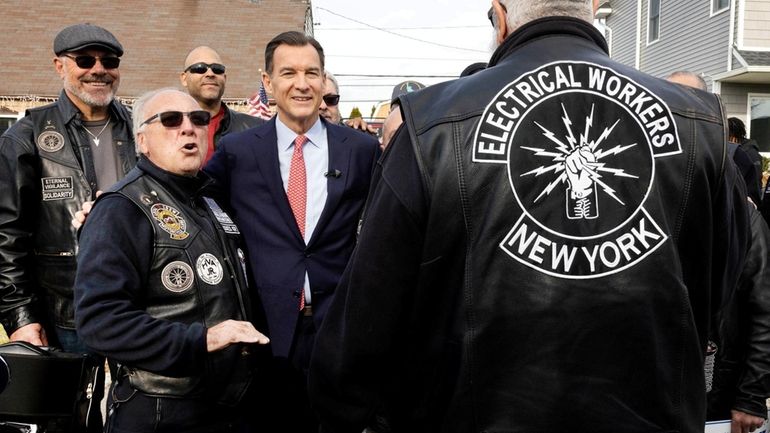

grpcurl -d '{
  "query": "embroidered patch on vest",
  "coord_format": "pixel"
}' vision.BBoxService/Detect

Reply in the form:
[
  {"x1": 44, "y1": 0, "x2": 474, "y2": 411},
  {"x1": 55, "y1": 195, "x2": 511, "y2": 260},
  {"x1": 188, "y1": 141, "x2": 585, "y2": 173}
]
[
  {"x1": 36, "y1": 130, "x2": 65, "y2": 153},
  {"x1": 196, "y1": 253, "x2": 223, "y2": 285},
  {"x1": 150, "y1": 203, "x2": 189, "y2": 240},
  {"x1": 203, "y1": 197, "x2": 240, "y2": 235},
  {"x1": 161, "y1": 261, "x2": 194, "y2": 292},
  {"x1": 41, "y1": 176, "x2": 74, "y2": 201},
  {"x1": 472, "y1": 61, "x2": 680, "y2": 279}
]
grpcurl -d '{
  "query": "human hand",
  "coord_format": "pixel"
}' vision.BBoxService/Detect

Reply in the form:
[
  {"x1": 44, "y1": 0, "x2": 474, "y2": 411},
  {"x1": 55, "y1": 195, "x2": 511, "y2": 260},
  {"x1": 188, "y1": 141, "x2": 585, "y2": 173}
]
[
  {"x1": 731, "y1": 409, "x2": 765, "y2": 433},
  {"x1": 71, "y1": 190, "x2": 102, "y2": 229},
  {"x1": 206, "y1": 320, "x2": 269, "y2": 352},
  {"x1": 345, "y1": 117, "x2": 377, "y2": 135},
  {"x1": 565, "y1": 146, "x2": 596, "y2": 199},
  {"x1": 9, "y1": 323, "x2": 48, "y2": 346}
]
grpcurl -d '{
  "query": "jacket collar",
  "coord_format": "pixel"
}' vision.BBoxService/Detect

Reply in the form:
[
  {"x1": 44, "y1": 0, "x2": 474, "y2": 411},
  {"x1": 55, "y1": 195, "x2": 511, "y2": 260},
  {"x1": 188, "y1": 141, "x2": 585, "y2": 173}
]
[
  {"x1": 489, "y1": 16, "x2": 609, "y2": 68},
  {"x1": 137, "y1": 156, "x2": 212, "y2": 203}
]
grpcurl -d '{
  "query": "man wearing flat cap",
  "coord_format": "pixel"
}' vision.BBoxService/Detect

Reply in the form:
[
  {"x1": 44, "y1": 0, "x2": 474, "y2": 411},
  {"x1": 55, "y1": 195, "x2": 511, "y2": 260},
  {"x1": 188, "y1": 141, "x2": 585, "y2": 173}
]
[{"x1": 0, "y1": 23, "x2": 135, "y2": 432}]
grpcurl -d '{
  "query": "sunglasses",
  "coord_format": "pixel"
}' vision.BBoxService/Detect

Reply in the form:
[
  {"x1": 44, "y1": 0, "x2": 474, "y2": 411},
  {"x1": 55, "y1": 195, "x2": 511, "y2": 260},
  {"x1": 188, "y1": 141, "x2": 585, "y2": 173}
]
[
  {"x1": 141, "y1": 110, "x2": 211, "y2": 128},
  {"x1": 62, "y1": 54, "x2": 120, "y2": 70},
  {"x1": 323, "y1": 94, "x2": 340, "y2": 106},
  {"x1": 184, "y1": 62, "x2": 226, "y2": 75}
]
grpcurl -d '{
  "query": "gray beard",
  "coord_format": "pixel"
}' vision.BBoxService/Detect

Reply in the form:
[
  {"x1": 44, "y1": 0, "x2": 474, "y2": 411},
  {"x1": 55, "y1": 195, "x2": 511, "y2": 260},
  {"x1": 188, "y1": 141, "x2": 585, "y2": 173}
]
[{"x1": 64, "y1": 81, "x2": 115, "y2": 108}]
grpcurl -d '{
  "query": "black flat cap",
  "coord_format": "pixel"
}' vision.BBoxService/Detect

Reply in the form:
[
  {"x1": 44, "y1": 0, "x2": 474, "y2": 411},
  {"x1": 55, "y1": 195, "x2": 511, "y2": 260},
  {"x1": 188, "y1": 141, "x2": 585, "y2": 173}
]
[{"x1": 54, "y1": 23, "x2": 123, "y2": 57}]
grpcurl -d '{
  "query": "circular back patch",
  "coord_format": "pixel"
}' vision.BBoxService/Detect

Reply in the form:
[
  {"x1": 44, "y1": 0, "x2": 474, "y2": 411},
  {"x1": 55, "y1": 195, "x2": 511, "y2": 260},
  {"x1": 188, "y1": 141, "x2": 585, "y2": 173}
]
[
  {"x1": 196, "y1": 253, "x2": 223, "y2": 285},
  {"x1": 161, "y1": 261, "x2": 194, "y2": 292}
]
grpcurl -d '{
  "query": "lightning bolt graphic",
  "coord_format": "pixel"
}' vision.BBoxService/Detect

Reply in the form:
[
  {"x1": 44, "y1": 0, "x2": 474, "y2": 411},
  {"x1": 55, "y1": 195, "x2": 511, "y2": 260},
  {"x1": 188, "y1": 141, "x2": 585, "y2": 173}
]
[
  {"x1": 594, "y1": 163, "x2": 638, "y2": 179},
  {"x1": 534, "y1": 122, "x2": 571, "y2": 155},
  {"x1": 562, "y1": 104, "x2": 578, "y2": 150},
  {"x1": 594, "y1": 142, "x2": 637, "y2": 160},
  {"x1": 580, "y1": 104, "x2": 595, "y2": 146},
  {"x1": 522, "y1": 163, "x2": 565, "y2": 178},
  {"x1": 534, "y1": 173, "x2": 567, "y2": 203},
  {"x1": 582, "y1": 165, "x2": 626, "y2": 205},
  {"x1": 590, "y1": 119, "x2": 621, "y2": 152},
  {"x1": 520, "y1": 146, "x2": 565, "y2": 159}
]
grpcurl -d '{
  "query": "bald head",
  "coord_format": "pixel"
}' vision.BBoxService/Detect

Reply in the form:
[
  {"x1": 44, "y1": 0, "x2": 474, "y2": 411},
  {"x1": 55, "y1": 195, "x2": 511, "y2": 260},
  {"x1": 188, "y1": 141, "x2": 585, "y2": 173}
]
[
  {"x1": 180, "y1": 46, "x2": 227, "y2": 112},
  {"x1": 666, "y1": 71, "x2": 708, "y2": 91}
]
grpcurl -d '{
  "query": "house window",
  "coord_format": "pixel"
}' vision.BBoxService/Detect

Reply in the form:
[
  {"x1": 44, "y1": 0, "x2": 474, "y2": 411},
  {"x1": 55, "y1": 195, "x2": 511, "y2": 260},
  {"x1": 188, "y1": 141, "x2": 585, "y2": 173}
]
[
  {"x1": 712, "y1": 0, "x2": 729, "y2": 13},
  {"x1": 0, "y1": 117, "x2": 15, "y2": 136},
  {"x1": 648, "y1": 0, "x2": 661, "y2": 43},
  {"x1": 749, "y1": 95, "x2": 770, "y2": 153}
]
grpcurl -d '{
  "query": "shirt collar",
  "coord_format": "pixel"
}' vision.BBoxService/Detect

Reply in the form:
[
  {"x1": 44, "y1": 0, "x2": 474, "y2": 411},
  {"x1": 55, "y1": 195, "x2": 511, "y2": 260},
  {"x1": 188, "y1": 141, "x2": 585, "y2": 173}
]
[{"x1": 275, "y1": 115, "x2": 325, "y2": 151}]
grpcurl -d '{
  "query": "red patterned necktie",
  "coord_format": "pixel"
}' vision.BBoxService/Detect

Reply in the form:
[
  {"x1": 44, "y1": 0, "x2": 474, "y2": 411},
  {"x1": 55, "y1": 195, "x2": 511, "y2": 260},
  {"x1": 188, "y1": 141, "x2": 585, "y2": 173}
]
[{"x1": 287, "y1": 135, "x2": 308, "y2": 310}]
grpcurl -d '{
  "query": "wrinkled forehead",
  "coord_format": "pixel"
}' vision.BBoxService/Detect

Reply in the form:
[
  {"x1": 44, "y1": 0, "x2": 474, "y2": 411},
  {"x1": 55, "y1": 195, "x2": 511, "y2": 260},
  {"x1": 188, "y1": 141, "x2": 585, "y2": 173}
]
[{"x1": 146, "y1": 91, "x2": 199, "y2": 114}]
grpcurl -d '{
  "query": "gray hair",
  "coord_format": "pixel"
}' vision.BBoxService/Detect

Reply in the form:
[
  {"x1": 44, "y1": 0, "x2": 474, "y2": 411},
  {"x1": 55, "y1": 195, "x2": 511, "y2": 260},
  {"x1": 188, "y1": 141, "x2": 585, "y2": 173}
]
[
  {"x1": 325, "y1": 71, "x2": 339, "y2": 94},
  {"x1": 131, "y1": 87, "x2": 182, "y2": 153},
  {"x1": 499, "y1": 0, "x2": 593, "y2": 30},
  {"x1": 665, "y1": 70, "x2": 708, "y2": 91}
]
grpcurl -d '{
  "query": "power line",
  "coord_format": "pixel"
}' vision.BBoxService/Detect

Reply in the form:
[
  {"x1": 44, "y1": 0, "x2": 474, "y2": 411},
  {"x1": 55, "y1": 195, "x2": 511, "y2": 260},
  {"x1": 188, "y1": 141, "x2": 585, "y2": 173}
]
[
  {"x1": 327, "y1": 53, "x2": 481, "y2": 62},
  {"x1": 315, "y1": 6, "x2": 487, "y2": 54},
  {"x1": 335, "y1": 73, "x2": 456, "y2": 78},
  {"x1": 317, "y1": 25, "x2": 487, "y2": 30}
]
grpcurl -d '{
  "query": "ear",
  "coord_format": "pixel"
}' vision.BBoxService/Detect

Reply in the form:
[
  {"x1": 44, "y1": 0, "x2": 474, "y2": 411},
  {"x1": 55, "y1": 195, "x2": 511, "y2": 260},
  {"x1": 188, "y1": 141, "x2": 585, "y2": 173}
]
[
  {"x1": 179, "y1": 71, "x2": 188, "y2": 88},
  {"x1": 137, "y1": 131, "x2": 149, "y2": 155},
  {"x1": 54, "y1": 57, "x2": 65, "y2": 79},
  {"x1": 262, "y1": 71, "x2": 273, "y2": 94},
  {"x1": 492, "y1": 0, "x2": 509, "y2": 45},
  {"x1": 593, "y1": 0, "x2": 600, "y2": 14}
]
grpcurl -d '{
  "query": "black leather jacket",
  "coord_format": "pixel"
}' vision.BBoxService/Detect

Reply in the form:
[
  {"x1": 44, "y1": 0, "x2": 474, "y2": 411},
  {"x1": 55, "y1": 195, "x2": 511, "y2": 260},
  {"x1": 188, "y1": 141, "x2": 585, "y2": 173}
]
[
  {"x1": 0, "y1": 91, "x2": 135, "y2": 335},
  {"x1": 309, "y1": 17, "x2": 750, "y2": 433},
  {"x1": 708, "y1": 206, "x2": 770, "y2": 419},
  {"x1": 215, "y1": 105, "x2": 263, "y2": 146}
]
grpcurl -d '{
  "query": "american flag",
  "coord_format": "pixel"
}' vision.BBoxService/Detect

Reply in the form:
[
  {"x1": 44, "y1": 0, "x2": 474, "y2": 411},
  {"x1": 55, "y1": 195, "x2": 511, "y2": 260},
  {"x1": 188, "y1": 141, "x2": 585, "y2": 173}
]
[{"x1": 248, "y1": 79, "x2": 272, "y2": 120}]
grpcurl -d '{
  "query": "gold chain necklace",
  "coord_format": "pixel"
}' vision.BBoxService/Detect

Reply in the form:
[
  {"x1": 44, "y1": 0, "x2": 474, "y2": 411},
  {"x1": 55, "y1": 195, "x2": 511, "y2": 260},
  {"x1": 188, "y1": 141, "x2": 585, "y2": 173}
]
[{"x1": 82, "y1": 117, "x2": 111, "y2": 147}]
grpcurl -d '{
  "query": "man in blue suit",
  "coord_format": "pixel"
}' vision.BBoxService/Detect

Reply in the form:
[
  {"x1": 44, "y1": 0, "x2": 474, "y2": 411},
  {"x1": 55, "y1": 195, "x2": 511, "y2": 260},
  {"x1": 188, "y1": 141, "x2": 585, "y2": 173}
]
[{"x1": 205, "y1": 31, "x2": 380, "y2": 430}]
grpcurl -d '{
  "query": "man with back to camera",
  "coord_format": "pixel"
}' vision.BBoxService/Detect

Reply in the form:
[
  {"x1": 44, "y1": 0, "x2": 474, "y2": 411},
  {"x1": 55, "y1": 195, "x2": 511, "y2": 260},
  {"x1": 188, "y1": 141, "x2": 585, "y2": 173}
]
[
  {"x1": 0, "y1": 23, "x2": 135, "y2": 432},
  {"x1": 205, "y1": 31, "x2": 380, "y2": 431},
  {"x1": 309, "y1": 1, "x2": 751, "y2": 432},
  {"x1": 180, "y1": 46, "x2": 264, "y2": 165},
  {"x1": 74, "y1": 88, "x2": 270, "y2": 432}
]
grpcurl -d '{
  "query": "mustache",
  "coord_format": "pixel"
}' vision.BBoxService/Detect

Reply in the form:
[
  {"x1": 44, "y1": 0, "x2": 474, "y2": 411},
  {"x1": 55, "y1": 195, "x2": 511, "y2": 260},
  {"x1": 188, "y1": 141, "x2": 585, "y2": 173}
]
[{"x1": 80, "y1": 75, "x2": 113, "y2": 83}]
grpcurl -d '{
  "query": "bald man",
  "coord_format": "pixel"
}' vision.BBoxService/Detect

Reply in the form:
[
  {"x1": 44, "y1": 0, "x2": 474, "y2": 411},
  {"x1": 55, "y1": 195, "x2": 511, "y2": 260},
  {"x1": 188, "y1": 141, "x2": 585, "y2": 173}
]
[{"x1": 180, "y1": 46, "x2": 263, "y2": 163}]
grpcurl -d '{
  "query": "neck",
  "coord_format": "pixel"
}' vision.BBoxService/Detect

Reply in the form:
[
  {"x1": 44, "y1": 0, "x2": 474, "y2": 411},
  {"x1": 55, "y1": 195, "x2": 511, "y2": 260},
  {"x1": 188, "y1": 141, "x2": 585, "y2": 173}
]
[
  {"x1": 199, "y1": 99, "x2": 222, "y2": 116},
  {"x1": 65, "y1": 90, "x2": 110, "y2": 121},
  {"x1": 278, "y1": 113, "x2": 318, "y2": 135}
]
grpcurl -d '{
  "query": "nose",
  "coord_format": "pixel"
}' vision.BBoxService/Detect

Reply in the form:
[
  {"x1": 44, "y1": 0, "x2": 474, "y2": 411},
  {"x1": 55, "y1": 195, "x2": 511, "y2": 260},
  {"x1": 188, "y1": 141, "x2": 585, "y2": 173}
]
[
  {"x1": 89, "y1": 58, "x2": 107, "y2": 74},
  {"x1": 179, "y1": 114, "x2": 196, "y2": 134}
]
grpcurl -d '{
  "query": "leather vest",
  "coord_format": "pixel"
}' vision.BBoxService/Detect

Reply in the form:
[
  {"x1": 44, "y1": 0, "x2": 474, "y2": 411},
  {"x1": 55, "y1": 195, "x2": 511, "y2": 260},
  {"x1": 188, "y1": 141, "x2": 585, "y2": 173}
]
[
  {"x1": 26, "y1": 97, "x2": 134, "y2": 328},
  {"x1": 110, "y1": 169, "x2": 254, "y2": 405}
]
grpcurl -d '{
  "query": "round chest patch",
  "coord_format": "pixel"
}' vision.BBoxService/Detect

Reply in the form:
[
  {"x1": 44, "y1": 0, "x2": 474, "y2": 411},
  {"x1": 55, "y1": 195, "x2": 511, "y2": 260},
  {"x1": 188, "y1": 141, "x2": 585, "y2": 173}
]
[
  {"x1": 151, "y1": 203, "x2": 189, "y2": 240},
  {"x1": 161, "y1": 261, "x2": 194, "y2": 292},
  {"x1": 196, "y1": 253, "x2": 223, "y2": 285},
  {"x1": 37, "y1": 131, "x2": 65, "y2": 152}
]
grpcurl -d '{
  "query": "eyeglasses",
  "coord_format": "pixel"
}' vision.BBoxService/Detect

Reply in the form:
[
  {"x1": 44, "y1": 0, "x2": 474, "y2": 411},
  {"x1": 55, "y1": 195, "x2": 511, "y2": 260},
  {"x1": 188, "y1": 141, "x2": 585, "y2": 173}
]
[
  {"x1": 322, "y1": 94, "x2": 340, "y2": 106},
  {"x1": 62, "y1": 54, "x2": 121, "y2": 70},
  {"x1": 184, "y1": 62, "x2": 226, "y2": 75},
  {"x1": 141, "y1": 110, "x2": 211, "y2": 128}
]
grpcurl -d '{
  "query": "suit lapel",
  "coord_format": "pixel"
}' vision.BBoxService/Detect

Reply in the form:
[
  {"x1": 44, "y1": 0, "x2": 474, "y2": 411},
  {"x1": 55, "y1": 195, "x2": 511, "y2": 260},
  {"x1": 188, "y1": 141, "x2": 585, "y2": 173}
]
[
  {"x1": 308, "y1": 124, "x2": 351, "y2": 247},
  {"x1": 251, "y1": 120, "x2": 304, "y2": 243}
]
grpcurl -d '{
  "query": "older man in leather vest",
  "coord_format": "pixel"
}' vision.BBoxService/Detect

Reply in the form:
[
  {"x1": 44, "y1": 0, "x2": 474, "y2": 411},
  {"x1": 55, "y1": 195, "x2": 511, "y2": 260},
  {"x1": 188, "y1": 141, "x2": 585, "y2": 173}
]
[{"x1": 74, "y1": 89, "x2": 269, "y2": 432}]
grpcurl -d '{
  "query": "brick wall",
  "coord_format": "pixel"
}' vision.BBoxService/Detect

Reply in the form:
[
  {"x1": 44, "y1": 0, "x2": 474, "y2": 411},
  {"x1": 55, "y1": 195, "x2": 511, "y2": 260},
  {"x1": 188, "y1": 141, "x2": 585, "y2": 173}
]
[{"x1": 1, "y1": 0, "x2": 309, "y2": 100}]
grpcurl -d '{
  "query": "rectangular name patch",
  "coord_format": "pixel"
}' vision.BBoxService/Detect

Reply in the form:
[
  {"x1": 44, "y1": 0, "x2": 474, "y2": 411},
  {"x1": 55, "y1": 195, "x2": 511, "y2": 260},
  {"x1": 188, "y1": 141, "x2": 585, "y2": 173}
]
[{"x1": 41, "y1": 176, "x2": 74, "y2": 201}]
